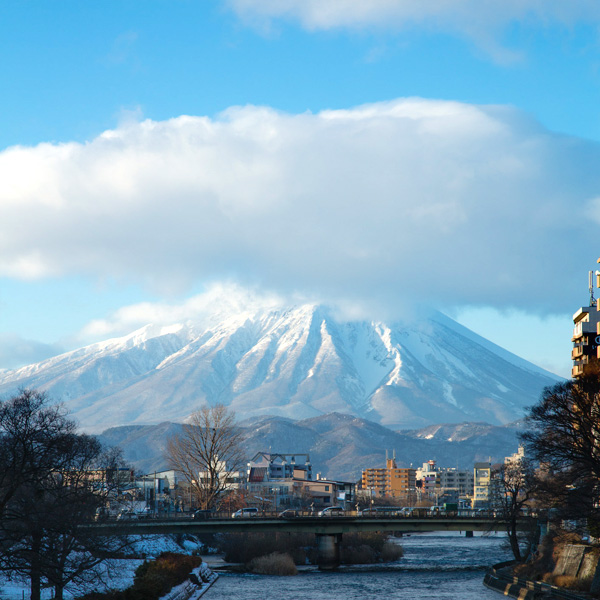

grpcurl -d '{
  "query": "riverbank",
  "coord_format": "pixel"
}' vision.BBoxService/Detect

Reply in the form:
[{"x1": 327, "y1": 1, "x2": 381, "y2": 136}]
[{"x1": 159, "y1": 563, "x2": 218, "y2": 600}]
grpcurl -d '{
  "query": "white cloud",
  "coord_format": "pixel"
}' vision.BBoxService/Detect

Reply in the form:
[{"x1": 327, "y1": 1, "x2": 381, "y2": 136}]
[
  {"x1": 1, "y1": 98, "x2": 599, "y2": 318},
  {"x1": 226, "y1": 0, "x2": 600, "y2": 60},
  {"x1": 0, "y1": 334, "x2": 64, "y2": 370},
  {"x1": 74, "y1": 282, "x2": 287, "y2": 343},
  {"x1": 226, "y1": 0, "x2": 600, "y2": 30}
]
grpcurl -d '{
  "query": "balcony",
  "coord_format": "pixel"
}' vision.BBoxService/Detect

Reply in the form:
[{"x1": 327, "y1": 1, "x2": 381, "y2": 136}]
[{"x1": 572, "y1": 346, "x2": 584, "y2": 359}]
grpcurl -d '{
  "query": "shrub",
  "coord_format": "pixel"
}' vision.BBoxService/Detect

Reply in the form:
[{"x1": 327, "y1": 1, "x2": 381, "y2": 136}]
[
  {"x1": 341, "y1": 532, "x2": 386, "y2": 555},
  {"x1": 248, "y1": 552, "x2": 298, "y2": 576},
  {"x1": 218, "y1": 532, "x2": 314, "y2": 565},
  {"x1": 341, "y1": 544, "x2": 377, "y2": 564},
  {"x1": 76, "y1": 553, "x2": 203, "y2": 600},
  {"x1": 218, "y1": 531, "x2": 403, "y2": 567},
  {"x1": 380, "y1": 541, "x2": 404, "y2": 562}
]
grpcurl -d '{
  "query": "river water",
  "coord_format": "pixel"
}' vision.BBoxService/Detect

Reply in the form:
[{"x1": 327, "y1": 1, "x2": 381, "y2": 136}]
[{"x1": 206, "y1": 531, "x2": 512, "y2": 600}]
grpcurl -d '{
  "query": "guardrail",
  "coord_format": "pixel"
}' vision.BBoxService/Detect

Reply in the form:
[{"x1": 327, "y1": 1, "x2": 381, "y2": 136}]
[{"x1": 106, "y1": 508, "x2": 532, "y2": 522}]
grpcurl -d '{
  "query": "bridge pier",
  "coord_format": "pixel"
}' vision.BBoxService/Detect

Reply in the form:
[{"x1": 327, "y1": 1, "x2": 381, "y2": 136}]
[
  {"x1": 316, "y1": 533, "x2": 341, "y2": 570},
  {"x1": 465, "y1": 530, "x2": 473, "y2": 538}
]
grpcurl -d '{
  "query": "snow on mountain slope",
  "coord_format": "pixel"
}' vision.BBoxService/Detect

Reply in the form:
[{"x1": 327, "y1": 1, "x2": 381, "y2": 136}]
[{"x1": 0, "y1": 305, "x2": 560, "y2": 431}]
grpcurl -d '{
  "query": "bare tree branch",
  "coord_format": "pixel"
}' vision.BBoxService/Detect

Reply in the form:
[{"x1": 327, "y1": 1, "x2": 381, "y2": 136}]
[{"x1": 166, "y1": 404, "x2": 244, "y2": 510}]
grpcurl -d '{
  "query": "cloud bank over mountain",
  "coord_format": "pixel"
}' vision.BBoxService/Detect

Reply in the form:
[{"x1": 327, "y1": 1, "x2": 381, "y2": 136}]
[{"x1": 1, "y1": 99, "x2": 599, "y2": 321}]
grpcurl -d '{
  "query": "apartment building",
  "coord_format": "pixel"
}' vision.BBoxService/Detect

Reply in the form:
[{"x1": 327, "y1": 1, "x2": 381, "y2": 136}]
[
  {"x1": 572, "y1": 306, "x2": 600, "y2": 378},
  {"x1": 437, "y1": 468, "x2": 474, "y2": 503},
  {"x1": 473, "y1": 462, "x2": 492, "y2": 507},
  {"x1": 571, "y1": 267, "x2": 600, "y2": 378},
  {"x1": 416, "y1": 460, "x2": 440, "y2": 498},
  {"x1": 361, "y1": 456, "x2": 416, "y2": 498}
]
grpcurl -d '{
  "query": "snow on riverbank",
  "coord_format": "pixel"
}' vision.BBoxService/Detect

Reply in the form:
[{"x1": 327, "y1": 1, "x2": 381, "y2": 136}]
[{"x1": 0, "y1": 535, "x2": 206, "y2": 600}]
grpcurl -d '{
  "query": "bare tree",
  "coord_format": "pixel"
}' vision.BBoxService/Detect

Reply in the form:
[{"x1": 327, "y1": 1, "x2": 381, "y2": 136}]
[
  {"x1": 522, "y1": 375, "x2": 600, "y2": 521},
  {"x1": 0, "y1": 390, "x2": 132, "y2": 600},
  {"x1": 166, "y1": 404, "x2": 244, "y2": 510},
  {"x1": 493, "y1": 459, "x2": 539, "y2": 561},
  {"x1": 522, "y1": 376, "x2": 600, "y2": 480}
]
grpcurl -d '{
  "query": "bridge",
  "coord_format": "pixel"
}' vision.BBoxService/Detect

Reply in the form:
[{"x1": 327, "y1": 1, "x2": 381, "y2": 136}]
[{"x1": 85, "y1": 514, "x2": 537, "y2": 569}]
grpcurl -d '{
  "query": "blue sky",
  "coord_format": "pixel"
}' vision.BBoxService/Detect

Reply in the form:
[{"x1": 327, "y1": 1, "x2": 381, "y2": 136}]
[{"x1": 2, "y1": 0, "x2": 600, "y2": 377}]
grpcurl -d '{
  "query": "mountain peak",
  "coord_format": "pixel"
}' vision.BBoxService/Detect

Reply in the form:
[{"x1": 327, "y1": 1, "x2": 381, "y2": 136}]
[{"x1": 0, "y1": 305, "x2": 559, "y2": 432}]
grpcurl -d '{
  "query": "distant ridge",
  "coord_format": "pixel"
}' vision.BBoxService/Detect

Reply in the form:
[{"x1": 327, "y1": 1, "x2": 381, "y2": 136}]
[
  {"x1": 98, "y1": 414, "x2": 523, "y2": 481},
  {"x1": 0, "y1": 305, "x2": 559, "y2": 431}
]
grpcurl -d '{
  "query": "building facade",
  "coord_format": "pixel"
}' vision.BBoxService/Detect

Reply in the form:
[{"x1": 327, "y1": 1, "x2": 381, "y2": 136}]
[
  {"x1": 572, "y1": 305, "x2": 600, "y2": 378},
  {"x1": 473, "y1": 462, "x2": 492, "y2": 507},
  {"x1": 361, "y1": 456, "x2": 416, "y2": 498},
  {"x1": 437, "y1": 468, "x2": 474, "y2": 503}
]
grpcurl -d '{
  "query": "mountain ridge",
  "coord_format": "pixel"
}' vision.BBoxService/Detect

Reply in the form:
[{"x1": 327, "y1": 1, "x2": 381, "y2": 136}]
[
  {"x1": 0, "y1": 305, "x2": 560, "y2": 432},
  {"x1": 97, "y1": 413, "x2": 523, "y2": 481}
]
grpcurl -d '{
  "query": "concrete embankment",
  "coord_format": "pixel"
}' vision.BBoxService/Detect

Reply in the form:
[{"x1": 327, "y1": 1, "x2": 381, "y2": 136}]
[
  {"x1": 159, "y1": 563, "x2": 218, "y2": 600},
  {"x1": 484, "y1": 561, "x2": 590, "y2": 600}
]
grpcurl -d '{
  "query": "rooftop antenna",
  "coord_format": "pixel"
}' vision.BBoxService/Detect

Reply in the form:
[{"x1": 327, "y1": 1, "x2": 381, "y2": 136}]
[{"x1": 590, "y1": 270, "x2": 596, "y2": 307}]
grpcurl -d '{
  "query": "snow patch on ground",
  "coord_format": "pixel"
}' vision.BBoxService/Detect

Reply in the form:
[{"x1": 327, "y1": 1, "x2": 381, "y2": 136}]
[{"x1": 0, "y1": 535, "x2": 206, "y2": 600}]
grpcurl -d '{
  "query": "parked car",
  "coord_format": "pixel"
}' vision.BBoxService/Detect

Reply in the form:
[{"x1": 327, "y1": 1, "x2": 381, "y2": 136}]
[
  {"x1": 278, "y1": 509, "x2": 300, "y2": 519},
  {"x1": 318, "y1": 506, "x2": 345, "y2": 517},
  {"x1": 231, "y1": 507, "x2": 260, "y2": 518}
]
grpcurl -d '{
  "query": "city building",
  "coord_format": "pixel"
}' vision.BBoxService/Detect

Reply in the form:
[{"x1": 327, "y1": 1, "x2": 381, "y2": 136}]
[
  {"x1": 572, "y1": 269, "x2": 600, "y2": 378},
  {"x1": 294, "y1": 475, "x2": 356, "y2": 509},
  {"x1": 360, "y1": 454, "x2": 416, "y2": 498},
  {"x1": 504, "y1": 445, "x2": 525, "y2": 468},
  {"x1": 247, "y1": 452, "x2": 312, "y2": 484},
  {"x1": 437, "y1": 468, "x2": 474, "y2": 504},
  {"x1": 246, "y1": 452, "x2": 313, "y2": 507},
  {"x1": 415, "y1": 460, "x2": 440, "y2": 499},
  {"x1": 473, "y1": 462, "x2": 492, "y2": 507}
]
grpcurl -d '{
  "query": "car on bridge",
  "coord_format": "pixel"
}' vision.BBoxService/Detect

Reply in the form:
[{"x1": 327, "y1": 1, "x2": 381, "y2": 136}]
[
  {"x1": 359, "y1": 507, "x2": 403, "y2": 517},
  {"x1": 278, "y1": 509, "x2": 301, "y2": 519},
  {"x1": 193, "y1": 509, "x2": 213, "y2": 520},
  {"x1": 232, "y1": 507, "x2": 260, "y2": 518},
  {"x1": 116, "y1": 509, "x2": 139, "y2": 521},
  {"x1": 318, "y1": 506, "x2": 345, "y2": 517}
]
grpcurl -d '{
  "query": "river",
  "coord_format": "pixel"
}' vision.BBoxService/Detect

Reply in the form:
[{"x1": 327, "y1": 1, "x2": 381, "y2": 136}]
[{"x1": 205, "y1": 531, "x2": 512, "y2": 599}]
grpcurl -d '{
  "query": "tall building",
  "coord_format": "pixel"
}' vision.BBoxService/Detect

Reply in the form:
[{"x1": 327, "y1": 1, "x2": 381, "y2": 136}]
[
  {"x1": 361, "y1": 455, "x2": 416, "y2": 498},
  {"x1": 415, "y1": 460, "x2": 440, "y2": 498},
  {"x1": 572, "y1": 268, "x2": 600, "y2": 378},
  {"x1": 437, "y1": 468, "x2": 474, "y2": 503},
  {"x1": 473, "y1": 462, "x2": 492, "y2": 507}
]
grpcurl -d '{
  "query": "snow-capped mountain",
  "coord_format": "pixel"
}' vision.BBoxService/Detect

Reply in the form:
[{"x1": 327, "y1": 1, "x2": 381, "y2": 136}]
[{"x1": 0, "y1": 306, "x2": 560, "y2": 431}]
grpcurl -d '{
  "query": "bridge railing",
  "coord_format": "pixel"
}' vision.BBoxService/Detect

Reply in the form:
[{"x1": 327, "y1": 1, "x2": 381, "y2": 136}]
[{"x1": 100, "y1": 508, "x2": 536, "y2": 523}]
